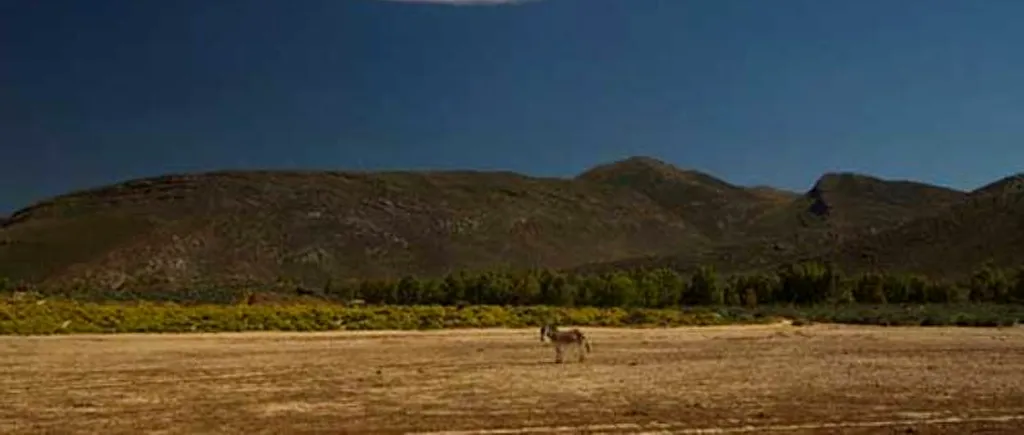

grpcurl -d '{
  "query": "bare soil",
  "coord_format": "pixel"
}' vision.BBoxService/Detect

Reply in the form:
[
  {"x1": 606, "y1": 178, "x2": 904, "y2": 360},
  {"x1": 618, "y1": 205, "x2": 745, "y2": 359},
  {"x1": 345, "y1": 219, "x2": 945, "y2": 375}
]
[{"x1": 4, "y1": 324, "x2": 1024, "y2": 434}]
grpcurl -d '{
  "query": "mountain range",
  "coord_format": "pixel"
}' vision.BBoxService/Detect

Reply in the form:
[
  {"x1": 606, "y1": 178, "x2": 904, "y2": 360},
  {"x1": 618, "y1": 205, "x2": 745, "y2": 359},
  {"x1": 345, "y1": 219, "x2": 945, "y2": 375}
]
[{"x1": 2, "y1": 156, "x2": 1021, "y2": 293}]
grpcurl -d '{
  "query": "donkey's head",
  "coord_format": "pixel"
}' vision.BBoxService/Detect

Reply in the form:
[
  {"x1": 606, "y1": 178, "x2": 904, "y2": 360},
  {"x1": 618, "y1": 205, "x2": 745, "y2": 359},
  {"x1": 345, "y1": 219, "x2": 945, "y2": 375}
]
[{"x1": 539, "y1": 324, "x2": 558, "y2": 342}]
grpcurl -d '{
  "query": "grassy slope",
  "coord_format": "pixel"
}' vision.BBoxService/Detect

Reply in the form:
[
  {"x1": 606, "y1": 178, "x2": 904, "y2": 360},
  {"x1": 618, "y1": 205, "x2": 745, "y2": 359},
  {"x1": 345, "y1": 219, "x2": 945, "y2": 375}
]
[
  {"x1": 1, "y1": 169, "x2": 710, "y2": 290},
  {"x1": 825, "y1": 175, "x2": 1024, "y2": 277},
  {"x1": 576, "y1": 156, "x2": 794, "y2": 239},
  {"x1": 575, "y1": 170, "x2": 973, "y2": 276},
  {"x1": 2, "y1": 157, "x2": 1020, "y2": 293}
]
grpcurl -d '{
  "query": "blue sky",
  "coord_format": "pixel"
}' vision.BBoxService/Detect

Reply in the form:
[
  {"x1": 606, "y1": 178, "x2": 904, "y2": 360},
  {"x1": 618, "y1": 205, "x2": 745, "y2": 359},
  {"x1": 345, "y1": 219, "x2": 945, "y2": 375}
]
[{"x1": 3, "y1": 0, "x2": 1024, "y2": 214}]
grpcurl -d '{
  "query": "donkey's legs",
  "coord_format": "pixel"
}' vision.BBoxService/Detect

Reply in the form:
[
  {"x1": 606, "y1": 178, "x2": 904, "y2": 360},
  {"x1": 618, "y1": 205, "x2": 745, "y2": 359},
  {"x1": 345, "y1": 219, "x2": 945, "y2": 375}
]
[
  {"x1": 554, "y1": 344, "x2": 564, "y2": 363},
  {"x1": 577, "y1": 343, "x2": 586, "y2": 362}
]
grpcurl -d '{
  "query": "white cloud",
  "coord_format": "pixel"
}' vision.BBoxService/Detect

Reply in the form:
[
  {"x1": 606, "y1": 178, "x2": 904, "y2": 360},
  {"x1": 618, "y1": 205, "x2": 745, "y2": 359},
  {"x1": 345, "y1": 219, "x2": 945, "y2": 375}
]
[{"x1": 377, "y1": 0, "x2": 541, "y2": 5}]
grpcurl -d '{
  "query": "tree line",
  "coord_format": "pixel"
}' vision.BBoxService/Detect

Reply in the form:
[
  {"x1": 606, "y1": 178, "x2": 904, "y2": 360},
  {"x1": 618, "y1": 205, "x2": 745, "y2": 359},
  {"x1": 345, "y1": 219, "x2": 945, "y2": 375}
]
[
  {"x1": 316, "y1": 263, "x2": 1024, "y2": 307},
  {"x1": 5, "y1": 263, "x2": 1024, "y2": 306}
]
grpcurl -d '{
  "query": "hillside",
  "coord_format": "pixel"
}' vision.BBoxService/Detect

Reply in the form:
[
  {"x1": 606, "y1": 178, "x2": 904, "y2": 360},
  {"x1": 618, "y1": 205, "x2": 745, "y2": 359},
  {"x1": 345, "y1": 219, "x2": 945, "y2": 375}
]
[
  {"x1": 0, "y1": 168, "x2": 709, "y2": 291},
  {"x1": 574, "y1": 170, "x2": 974, "y2": 275},
  {"x1": 742, "y1": 173, "x2": 965, "y2": 238},
  {"x1": 1, "y1": 156, "x2": 1020, "y2": 293},
  {"x1": 577, "y1": 156, "x2": 796, "y2": 239},
  {"x1": 824, "y1": 173, "x2": 1024, "y2": 277}
]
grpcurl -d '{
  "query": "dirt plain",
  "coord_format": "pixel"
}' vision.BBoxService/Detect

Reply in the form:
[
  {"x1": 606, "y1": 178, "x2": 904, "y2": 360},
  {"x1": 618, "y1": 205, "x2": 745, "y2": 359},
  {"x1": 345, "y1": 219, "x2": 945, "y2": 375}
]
[{"x1": 4, "y1": 324, "x2": 1024, "y2": 434}]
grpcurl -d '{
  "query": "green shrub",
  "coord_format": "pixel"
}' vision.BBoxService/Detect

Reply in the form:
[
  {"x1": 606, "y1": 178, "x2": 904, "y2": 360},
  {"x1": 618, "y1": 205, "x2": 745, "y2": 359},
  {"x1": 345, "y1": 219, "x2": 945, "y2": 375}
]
[
  {"x1": 1012, "y1": 267, "x2": 1024, "y2": 303},
  {"x1": 685, "y1": 266, "x2": 722, "y2": 305},
  {"x1": 969, "y1": 265, "x2": 1012, "y2": 303},
  {"x1": 0, "y1": 300, "x2": 778, "y2": 335}
]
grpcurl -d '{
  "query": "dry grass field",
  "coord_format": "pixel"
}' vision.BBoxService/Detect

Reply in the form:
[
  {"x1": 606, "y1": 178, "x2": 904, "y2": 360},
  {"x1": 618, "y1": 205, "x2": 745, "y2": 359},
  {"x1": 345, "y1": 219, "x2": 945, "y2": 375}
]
[{"x1": 4, "y1": 324, "x2": 1024, "y2": 434}]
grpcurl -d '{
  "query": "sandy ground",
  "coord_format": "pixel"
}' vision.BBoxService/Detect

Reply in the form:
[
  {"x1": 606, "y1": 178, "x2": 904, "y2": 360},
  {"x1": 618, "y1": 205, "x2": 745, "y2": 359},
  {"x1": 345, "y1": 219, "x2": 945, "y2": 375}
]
[{"x1": 3, "y1": 324, "x2": 1024, "y2": 434}]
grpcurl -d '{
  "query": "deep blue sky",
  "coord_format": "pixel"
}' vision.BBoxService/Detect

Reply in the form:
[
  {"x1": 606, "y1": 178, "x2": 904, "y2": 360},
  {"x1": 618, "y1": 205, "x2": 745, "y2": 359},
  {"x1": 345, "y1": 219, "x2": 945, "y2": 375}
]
[{"x1": 4, "y1": 0, "x2": 1024, "y2": 214}]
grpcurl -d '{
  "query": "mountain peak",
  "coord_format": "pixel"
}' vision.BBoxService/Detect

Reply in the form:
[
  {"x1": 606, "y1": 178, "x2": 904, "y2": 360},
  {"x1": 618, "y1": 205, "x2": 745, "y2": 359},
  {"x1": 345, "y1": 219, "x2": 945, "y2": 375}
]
[
  {"x1": 804, "y1": 171, "x2": 966, "y2": 223},
  {"x1": 971, "y1": 173, "x2": 1024, "y2": 197},
  {"x1": 575, "y1": 156, "x2": 733, "y2": 188},
  {"x1": 809, "y1": 172, "x2": 884, "y2": 192},
  {"x1": 577, "y1": 156, "x2": 684, "y2": 178}
]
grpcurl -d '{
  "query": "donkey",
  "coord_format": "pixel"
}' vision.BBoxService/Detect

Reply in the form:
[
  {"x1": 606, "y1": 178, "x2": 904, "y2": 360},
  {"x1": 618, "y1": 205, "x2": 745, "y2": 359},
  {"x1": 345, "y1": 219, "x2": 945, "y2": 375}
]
[{"x1": 539, "y1": 324, "x2": 592, "y2": 363}]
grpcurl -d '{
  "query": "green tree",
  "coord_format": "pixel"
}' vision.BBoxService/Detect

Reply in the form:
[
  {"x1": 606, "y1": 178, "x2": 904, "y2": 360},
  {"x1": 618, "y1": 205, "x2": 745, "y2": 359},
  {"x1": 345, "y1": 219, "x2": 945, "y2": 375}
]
[
  {"x1": 823, "y1": 263, "x2": 853, "y2": 304},
  {"x1": 419, "y1": 278, "x2": 445, "y2": 305},
  {"x1": 650, "y1": 268, "x2": 685, "y2": 307},
  {"x1": 928, "y1": 280, "x2": 966, "y2": 304},
  {"x1": 853, "y1": 273, "x2": 886, "y2": 304},
  {"x1": 396, "y1": 276, "x2": 422, "y2": 304},
  {"x1": 727, "y1": 274, "x2": 775, "y2": 306},
  {"x1": 968, "y1": 265, "x2": 1011, "y2": 303},
  {"x1": 441, "y1": 272, "x2": 466, "y2": 305},
  {"x1": 882, "y1": 274, "x2": 910, "y2": 304},
  {"x1": 324, "y1": 278, "x2": 358, "y2": 302},
  {"x1": 513, "y1": 273, "x2": 542, "y2": 305},
  {"x1": 574, "y1": 275, "x2": 602, "y2": 306},
  {"x1": 634, "y1": 270, "x2": 661, "y2": 308},
  {"x1": 549, "y1": 273, "x2": 576, "y2": 306},
  {"x1": 484, "y1": 272, "x2": 515, "y2": 305},
  {"x1": 464, "y1": 273, "x2": 489, "y2": 304},
  {"x1": 537, "y1": 269, "x2": 558, "y2": 305},
  {"x1": 776, "y1": 262, "x2": 831, "y2": 305},
  {"x1": 685, "y1": 266, "x2": 721, "y2": 305},
  {"x1": 723, "y1": 277, "x2": 742, "y2": 306},
  {"x1": 601, "y1": 272, "x2": 638, "y2": 307},
  {"x1": 1012, "y1": 266, "x2": 1024, "y2": 304},
  {"x1": 830, "y1": 277, "x2": 855, "y2": 305},
  {"x1": 905, "y1": 275, "x2": 930, "y2": 304}
]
